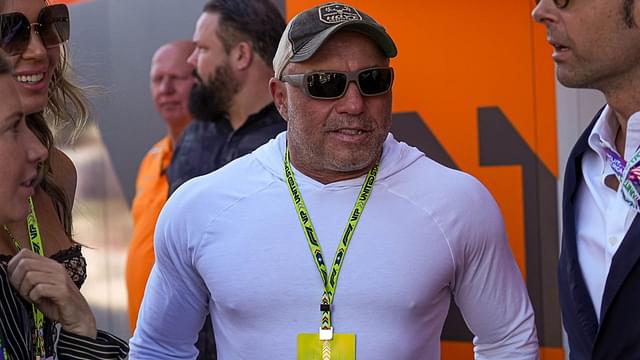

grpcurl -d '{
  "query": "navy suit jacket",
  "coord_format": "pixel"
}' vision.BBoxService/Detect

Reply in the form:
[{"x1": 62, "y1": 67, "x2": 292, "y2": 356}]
[{"x1": 560, "y1": 107, "x2": 640, "y2": 359}]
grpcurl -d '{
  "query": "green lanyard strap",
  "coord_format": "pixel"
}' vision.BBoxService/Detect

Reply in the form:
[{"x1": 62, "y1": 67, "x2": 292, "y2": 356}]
[
  {"x1": 1, "y1": 196, "x2": 46, "y2": 359},
  {"x1": 284, "y1": 146, "x2": 378, "y2": 339}
]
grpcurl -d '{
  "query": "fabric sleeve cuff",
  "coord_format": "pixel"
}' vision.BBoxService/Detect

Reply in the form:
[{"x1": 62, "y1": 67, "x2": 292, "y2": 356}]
[{"x1": 57, "y1": 329, "x2": 129, "y2": 359}]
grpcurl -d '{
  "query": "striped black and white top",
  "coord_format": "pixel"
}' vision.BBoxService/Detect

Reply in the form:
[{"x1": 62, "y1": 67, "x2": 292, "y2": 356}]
[{"x1": 0, "y1": 264, "x2": 129, "y2": 359}]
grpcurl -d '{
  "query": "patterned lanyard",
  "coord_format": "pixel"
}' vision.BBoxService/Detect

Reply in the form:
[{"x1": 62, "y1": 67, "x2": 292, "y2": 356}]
[
  {"x1": 1, "y1": 196, "x2": 46, "y2": 359},
  {"x1": 284, "y1": 146, "x2": 378, "y2": 340},
  {"x1": 605, "y1": 147, "x2": 640, "y2": 212}
]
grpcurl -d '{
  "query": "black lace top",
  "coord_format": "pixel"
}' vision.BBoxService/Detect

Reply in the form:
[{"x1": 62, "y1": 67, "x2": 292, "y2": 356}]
[{"x1": 0, "y1": 244, "x2": 87, "y2": 288}]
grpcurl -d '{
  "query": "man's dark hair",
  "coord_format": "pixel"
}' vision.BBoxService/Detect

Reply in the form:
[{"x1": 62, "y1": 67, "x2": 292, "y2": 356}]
[
  {"x1": 203, "y1": 0, "x2": 285, "y2": 67},
  {"x1": 623, "y1": 0, "x2": 636, "y2": 27}
]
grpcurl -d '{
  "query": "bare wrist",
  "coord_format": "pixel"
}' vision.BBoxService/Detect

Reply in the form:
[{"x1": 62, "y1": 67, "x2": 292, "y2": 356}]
[{"x1": 62, "y1": 315, "x2": 97, "y2": 339}]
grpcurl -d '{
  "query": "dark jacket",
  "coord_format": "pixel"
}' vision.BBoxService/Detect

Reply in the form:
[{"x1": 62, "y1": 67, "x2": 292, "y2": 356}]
[
  {"x1": 167, "y1": 103, "x2": 286, "y2": 194},
  {"x1": 560, "y1": 107, "x2": 640, "y2": 359}
]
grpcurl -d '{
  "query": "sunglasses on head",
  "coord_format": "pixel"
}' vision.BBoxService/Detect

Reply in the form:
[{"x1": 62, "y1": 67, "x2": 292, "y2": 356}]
[
  {"x1": 281, "y1": 67, "x2": 394, "y2": 100},
  {"x1": 0, "y1": 4, "x2": 70, "y2": 56},
  {"x1": 534, "y1": 0, "x2": 570, "y2": 8}
]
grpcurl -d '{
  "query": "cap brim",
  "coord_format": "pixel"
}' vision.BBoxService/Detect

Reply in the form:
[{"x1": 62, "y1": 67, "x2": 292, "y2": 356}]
[{"x1": 290, "y1": 21, "x2": 397, "y2": 63}]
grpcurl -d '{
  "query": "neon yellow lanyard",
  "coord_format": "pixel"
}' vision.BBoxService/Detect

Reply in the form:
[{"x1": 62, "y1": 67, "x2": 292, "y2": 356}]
[
  {"x1": 1, "y1": 196, "x2": 46, "y2": 359},
  {"x1": 284, "y1": 146, "x2": 378, "y2": 340}
]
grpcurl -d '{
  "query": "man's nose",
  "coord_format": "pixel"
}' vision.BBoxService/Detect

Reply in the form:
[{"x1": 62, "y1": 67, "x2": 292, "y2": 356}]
[
  {"x1": 160, "y1": 78, "x2": 175, "y2": 93},
  {"x1": 531, "y1": 0, "x2": 557, "y2": 24},
  {"x1": 335, "y1": 82, "x2": 365, "y2": 115},
  {"x1": 187, "y1": 49, "x2": 198, "y2": 67}
]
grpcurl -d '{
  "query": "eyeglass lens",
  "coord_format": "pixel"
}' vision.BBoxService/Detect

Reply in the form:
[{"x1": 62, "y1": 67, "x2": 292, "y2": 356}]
[
  {"x1": 0, "y1": 14, "x2": 30, "y2": 55},
  {"x1": 358, "y1": 68, "x2": 393, "y2": 95},
  {"x1": 0, "y1": 4, "x2": 69, "y2": 56},
  {"x1": 307, "y1": 72, "x2": 347, "y2": 98},
  {"x1": 305, "y1": 68, "x2": 393, "y2": 99},
  {"x1": 39, "y1": 5, "x2": 69, "y2": 48}
]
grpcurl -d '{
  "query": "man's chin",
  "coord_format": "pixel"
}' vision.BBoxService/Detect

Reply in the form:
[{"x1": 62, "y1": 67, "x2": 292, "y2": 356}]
[
  {"x1": 164, "y1": 114, "x2": 192, "y2": 126},
  {"x1": 189, "y1": 93, "x2": 228, "y2": 121},
  {"x1": 328, "y1": 156, "x2": 377, "y2": 173}
]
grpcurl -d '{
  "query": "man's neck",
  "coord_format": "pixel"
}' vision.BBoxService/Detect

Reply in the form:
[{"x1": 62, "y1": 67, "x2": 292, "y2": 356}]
[
  {"x1": 288, "y1": 150, "x2": 382, "y2": 185},
  {"x1": 604, "y1": 74, "x2": 640, "y2": 156},
  {"x1": 228, "y1": 69, "x2": 274, "y2": 130},
  {"x1": 298, "y1": 164, "x2": 377, "y2": 185},
  {"x1": 167, "y1": 117, "x2": 192, "y2": 147},
  {"x1": 608, "y1": 102, "x2": 640, "y2": 158}
]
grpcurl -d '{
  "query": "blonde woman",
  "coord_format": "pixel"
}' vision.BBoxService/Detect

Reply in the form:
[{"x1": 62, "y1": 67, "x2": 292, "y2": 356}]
[{"x1": 0, "y1": 0, "x2": 129, "y2": 358}]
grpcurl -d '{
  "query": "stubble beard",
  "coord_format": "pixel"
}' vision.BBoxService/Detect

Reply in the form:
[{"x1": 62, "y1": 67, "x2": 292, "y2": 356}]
[{"x1": 288, "y1": 116, "x2": 387, "y2": 175}]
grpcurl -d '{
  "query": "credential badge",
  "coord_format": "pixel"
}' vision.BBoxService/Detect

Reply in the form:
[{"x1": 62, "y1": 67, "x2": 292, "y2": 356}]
[{"x1": 318, "y1": 3, "x2": 362, "y2": 24}]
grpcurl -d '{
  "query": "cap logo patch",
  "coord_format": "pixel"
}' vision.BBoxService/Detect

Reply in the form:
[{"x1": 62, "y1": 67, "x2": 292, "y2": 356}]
[{"x1": 318, "y1": 4, "x2": 362, "y2": 24}]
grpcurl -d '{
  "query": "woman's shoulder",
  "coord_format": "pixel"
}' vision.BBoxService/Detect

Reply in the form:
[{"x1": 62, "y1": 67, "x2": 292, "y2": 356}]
[{"x1": 49, "y1": 148, "x2": 77, "y2": 206}]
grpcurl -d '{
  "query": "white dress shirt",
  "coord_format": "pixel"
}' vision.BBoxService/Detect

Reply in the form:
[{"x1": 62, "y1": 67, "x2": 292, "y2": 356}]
[{"x1": 576, "y1": 105, "x2": 640, "y2": 322}]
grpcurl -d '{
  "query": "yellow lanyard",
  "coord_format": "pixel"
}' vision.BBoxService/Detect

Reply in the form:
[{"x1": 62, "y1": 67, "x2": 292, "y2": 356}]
[
  {"x1": 284, "y1": 146, "x2": 378, "y2": 340},
  {"x1": 1, "y1": 196, "x2": 46, "y2": 359}
]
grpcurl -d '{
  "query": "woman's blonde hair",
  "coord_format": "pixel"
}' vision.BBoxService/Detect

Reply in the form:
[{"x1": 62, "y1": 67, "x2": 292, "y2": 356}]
[
  {"x1": 47, "y1": 42, "x2": 91, "y2": 144},
  {"x1": 36, "y1": 42, "x2": 90, "y2": 236}
]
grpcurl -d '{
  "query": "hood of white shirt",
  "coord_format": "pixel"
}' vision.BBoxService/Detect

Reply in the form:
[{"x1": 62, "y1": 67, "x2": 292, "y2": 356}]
[{"x1": 252, "y1": 131, "x2": 425, "y2": 186}]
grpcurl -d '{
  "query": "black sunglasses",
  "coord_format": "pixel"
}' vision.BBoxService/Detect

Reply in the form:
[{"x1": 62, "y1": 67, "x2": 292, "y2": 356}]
[
  {"x1": 281, "y1": 67, "x2": 394, "y2": 100},
  {"x1": 0, "y1": 4, "x2": 70, "y2": 56},
  {"x1": 534, "y1": 0, "x2": 570, "y2": 8}
]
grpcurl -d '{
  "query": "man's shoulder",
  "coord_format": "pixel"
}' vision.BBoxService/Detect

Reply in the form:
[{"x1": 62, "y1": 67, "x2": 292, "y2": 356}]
[
  {"x1": 382, "y1": 138, "x2": 486, "y2": 198},
  {"x1": 170, "y1": 153, "x2": 273, "y2": 206},
  {"x1": 406, "y1": 156, "x2": 490, "y2": 201},
  {"x1": 136, "y1": 136, "x2": 171, "y2": 179},
  {"x1": 160, "y1": 152, "x2": 274, "y2": 236},
  {"x1": 143, "y1": 136, "x2": 171, "y2": 156},
  {"x1": 380, "y1": 142, "x2": 497, "y2": 222},
  {"x1": 244, "y1": 103, "x2": 287, "y2": 132},
  {"x1": 179, "y1": 121, "x2": 221, "y2": 144},
  {"x1": 158, "y1": 139, "x2": 283, "y2": 247}
]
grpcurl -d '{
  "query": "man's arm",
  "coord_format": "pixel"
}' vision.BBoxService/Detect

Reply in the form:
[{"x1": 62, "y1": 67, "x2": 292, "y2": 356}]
[
  {"x1": 128, "y1": 192, "x2": 210, "y2": 359},
  {"x1": 450, "y1": 178, "x2": 539, "y2": 359}
]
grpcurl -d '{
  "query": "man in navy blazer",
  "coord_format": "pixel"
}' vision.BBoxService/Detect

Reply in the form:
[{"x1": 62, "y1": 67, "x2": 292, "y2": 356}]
[{"x1": 533, "y1": 0, "x2": 640, "y2": 358}]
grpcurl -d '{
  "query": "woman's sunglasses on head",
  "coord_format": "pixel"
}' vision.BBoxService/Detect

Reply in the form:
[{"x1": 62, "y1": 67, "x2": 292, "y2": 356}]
[
  {"x1": 0, "y1": 4, "x2": 70, "y2": 56},
  {"x1": 281, "y1": 67, "x2": 394, "y2": 100}
]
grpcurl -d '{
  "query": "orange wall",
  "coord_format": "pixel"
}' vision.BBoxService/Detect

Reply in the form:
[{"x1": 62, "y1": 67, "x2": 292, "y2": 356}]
[{"x1": 285, "y1": 1, "x2": 562, "y2": 358}]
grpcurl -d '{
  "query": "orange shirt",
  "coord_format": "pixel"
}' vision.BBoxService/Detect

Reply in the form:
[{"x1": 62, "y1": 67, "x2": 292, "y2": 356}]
[{"x1": 125, "y1": 136, "x2": 172, "y2": 332}]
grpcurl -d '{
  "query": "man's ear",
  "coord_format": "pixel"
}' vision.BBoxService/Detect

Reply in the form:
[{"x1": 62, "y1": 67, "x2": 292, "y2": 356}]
[
  {"x1": 269, "y1": 78, "x2": 289, "y2": 121},
  {"x1": 231, "y1": 41, "x2": 253, "y2": 71}
]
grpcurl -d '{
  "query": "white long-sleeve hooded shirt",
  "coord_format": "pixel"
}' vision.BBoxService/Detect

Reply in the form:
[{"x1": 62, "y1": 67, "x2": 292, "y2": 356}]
[{"x1": 130, "y1": 132, "x2": 538, "y2": 359}]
